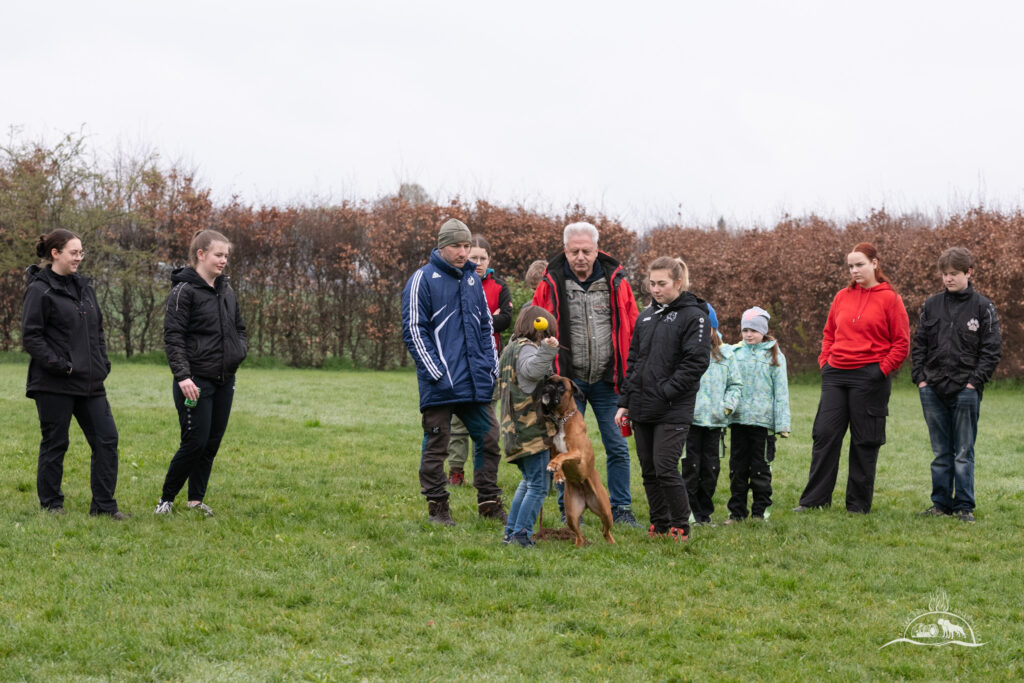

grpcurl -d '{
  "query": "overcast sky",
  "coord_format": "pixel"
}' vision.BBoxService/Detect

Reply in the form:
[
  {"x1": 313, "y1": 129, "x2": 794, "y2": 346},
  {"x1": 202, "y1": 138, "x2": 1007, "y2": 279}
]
[{"x1": 4, "y1": 1, "x2": 1023, "y2": 228}]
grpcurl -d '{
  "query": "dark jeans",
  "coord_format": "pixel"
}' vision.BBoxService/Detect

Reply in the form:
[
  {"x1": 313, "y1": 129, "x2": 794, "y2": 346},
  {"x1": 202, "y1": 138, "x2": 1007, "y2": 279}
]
[
  {"x1": 920, "y1": 385, "x2": 980, "y2": 512},
  {"x1": 800, "y1": 363, "x2": 891, "y2": 513},
  {"x1": 161, "y1": 376, "x2": 235, "y2": 503},
  {"x1": 633, "y1": 421, "x2": 692, "y2": 531},
  {"x1": 420, "y1": 402, "x2": 501, "y2": 503},
  {"x1": 34, "y1": 392, "x2": 120, "y2": 513},
  {"x1": 728, "y1": 424, "x2": 774, "y2": 518},
  {"x1": 683, "y1": 425, "x2": 724, "y2": 522}
]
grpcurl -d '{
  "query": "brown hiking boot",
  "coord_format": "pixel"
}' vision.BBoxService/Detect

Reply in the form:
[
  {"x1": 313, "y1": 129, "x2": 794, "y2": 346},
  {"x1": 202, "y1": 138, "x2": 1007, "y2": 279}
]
[
  {"x1": 477, "y1": 498, "x2": 507, "y2": 523},
  {"x1": 427, "y1": 499, "x2": 455, "y2": 527}
]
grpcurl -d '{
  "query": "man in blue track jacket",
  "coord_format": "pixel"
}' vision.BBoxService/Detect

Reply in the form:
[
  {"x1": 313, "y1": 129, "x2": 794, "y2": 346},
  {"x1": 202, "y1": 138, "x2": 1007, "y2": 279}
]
[{"x1": 402, "y1": 219, "x2": 506, "y2": 526}]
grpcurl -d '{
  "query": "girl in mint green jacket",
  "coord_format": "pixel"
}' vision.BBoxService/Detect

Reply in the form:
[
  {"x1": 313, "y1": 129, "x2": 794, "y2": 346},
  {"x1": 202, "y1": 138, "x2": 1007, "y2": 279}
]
[
  {"x1": 684, "y1": 328, "x2": 742, "y2": 525},
  {"x1": 726, "y1": 307, "x2": 790, "y2": 523}
]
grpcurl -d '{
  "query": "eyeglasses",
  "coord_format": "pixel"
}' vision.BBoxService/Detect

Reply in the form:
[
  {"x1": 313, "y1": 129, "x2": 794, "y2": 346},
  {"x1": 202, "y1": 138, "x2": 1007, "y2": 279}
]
[{"x1": 63, "y1": 250, "x2": 86, "y2": 258}]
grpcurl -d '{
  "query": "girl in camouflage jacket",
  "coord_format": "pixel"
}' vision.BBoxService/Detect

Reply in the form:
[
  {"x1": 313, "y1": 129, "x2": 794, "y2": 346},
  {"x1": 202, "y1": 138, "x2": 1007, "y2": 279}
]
[
  {"x1": 726, "y1": 306, "x2": 791, "y2": 523},
  {"x1": 498, "y1": 306, "x2": 559, "y2": 547}
]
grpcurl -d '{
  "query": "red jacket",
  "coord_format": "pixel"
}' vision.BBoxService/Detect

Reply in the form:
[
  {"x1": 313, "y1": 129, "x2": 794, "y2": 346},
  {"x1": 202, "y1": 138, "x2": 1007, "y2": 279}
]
[
  {"x1": 819, "y1": 281, "x2": 910, "y2": 376},
  {"x1": 531, "y1": 252, "x2": 638, "y2": 392},
  {"x1": 480, "y1": 271, "x2": 513, "y2": 352}
]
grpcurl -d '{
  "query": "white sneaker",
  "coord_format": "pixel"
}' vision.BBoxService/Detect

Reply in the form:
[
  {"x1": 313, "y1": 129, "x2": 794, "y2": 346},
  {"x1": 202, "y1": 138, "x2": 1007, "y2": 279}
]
[
  {"x1": 154, "y1": 500, "x2": 173, "y2": 515},
  {"x1": 188, "y1": 501, "x2": 214, "y2": 517}
]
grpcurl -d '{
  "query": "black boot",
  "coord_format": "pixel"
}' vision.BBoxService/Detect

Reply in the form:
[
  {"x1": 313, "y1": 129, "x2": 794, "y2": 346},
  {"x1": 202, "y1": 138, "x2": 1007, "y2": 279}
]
[
  {"x1": 477, "y1": 498, "x2": 507, "y2": 523},
  {"x1": 428, "y1": 499, "x2": 455, "y2": 526}
]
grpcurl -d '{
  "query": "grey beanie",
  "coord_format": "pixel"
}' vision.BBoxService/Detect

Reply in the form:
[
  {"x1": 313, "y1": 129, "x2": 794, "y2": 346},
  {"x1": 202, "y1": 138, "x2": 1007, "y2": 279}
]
[
  {"x1": 437, "y1": 219, "x2": 472, "y2": 249},
  {"x1": 741, "y1": 306, "x2": 770, "y2": 336}
]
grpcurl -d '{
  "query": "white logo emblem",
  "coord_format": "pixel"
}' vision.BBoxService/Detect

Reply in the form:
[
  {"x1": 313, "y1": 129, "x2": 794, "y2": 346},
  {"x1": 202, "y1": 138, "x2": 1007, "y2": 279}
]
[
  {"x1": 967, "y1": 318, "x2": 979, "y2": 332},
  {"x1": 642, "y1": 316, "x2": 652, "y2": 322},
  {"x1": 665, "y1": 311, "x2": 677, "y2": 322},
  {"x1": 880, "y1": 590, "x2": 984, "y2": 649},
  {"x1": 467, "y1": 276, "x2": 475, "y2": 286},
  {"x1": 432, "y1": 272, "x2": 441, "y2": 279}
]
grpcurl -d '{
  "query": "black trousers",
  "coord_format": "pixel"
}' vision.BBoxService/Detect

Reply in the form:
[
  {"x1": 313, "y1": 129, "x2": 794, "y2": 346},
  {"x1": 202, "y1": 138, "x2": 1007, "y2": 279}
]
[
  {"x1": 420, "y1": 403, "x2": 502, "y2": 503},
  {"x1": 683, "y1": 425, "x2": 724, "y2": 522},
  {"x1": 34, "y1": 392, "x2": 119, "y2": 513},
  {"x1": 728, "y1": 424, "x2": 774, "y2": 519},
  {"x1": 799, "y1": 363, "x2": 891, "y2": 513},
  {"x1": 633, "y1": 421, "x2": 692, "y2": 532},
  {"x1": 161, "y1": 376, "x2": 235, "y2": 503}
]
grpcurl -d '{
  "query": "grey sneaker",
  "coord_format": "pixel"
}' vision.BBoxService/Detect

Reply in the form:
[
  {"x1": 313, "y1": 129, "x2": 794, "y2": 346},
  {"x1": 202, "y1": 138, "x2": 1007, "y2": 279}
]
[
  {"x1": 955, "y1": 510, "x2": 975, "y2": 523},
  {"x1": 612, "y1": 507, "x2": 640, "y2": 527},
  {"x1": 154, "y1": 500, "x2": 173, "y2": 515},
  {"x1": 920, "y1": 505, "x2": 952, "y2": 517},
  {"x1": 188, "y1": 501, "x2": 215, "y2": 517}
]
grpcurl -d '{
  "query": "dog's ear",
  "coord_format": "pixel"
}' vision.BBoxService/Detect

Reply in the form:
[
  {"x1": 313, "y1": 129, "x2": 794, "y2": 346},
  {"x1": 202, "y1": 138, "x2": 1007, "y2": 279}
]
[{"x1": 570, "y1": 379, "x2": 583, "y2": 398}]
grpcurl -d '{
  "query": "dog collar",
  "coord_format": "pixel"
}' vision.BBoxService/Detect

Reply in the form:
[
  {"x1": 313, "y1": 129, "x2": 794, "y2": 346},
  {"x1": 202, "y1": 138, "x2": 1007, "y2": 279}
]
[{"x1": 556, "y1": 409, "x2": 577, "y2": 425}]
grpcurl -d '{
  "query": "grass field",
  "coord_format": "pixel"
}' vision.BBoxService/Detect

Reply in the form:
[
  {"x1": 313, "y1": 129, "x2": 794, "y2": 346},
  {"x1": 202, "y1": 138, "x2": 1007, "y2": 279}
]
[{"x1": 1, "y1": 359, "x2": 1022, "y2": 681}]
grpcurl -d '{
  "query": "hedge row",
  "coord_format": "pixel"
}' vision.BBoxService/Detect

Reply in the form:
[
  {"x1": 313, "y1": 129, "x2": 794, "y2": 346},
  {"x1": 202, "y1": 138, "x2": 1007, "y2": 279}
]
[{"x1": 2, "y1": 135, "x2": 1021, "y2": 374}]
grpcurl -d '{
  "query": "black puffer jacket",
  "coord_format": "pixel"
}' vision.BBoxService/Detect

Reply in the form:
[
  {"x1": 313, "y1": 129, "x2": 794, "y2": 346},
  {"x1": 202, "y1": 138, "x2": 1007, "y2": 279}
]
[
  {"x1": 22, "y1": 265, "x2": 111, "y2": 398},
  {"x1": 911, "y1": 284, "x2": 1001, "y2": 396},
  {"x1": 618, "y1": 291, "x2": 711, "y2": 423},
  {"x1": 164, "y1": 267, "x2": 248, "y2": 384}
]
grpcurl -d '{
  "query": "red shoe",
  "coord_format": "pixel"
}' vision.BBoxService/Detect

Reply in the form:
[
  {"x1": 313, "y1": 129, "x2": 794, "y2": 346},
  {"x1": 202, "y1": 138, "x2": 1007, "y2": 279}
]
[
  {"x1": 448, "y1": 469, "x2": 465, "y2": 486},
  {"x1": 668, "y1": 526, "x2": 689, "y2": 542}
]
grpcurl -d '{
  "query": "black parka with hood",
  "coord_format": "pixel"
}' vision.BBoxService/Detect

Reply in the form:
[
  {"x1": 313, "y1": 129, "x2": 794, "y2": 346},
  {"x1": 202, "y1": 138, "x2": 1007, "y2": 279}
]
[
  {"x1": 618, "y1": 291, "x2": 712, "y2": 423},
  {"x1": 22, "y1": 265, "x2": 111, "y2": 398},
  {"x1": 164, "y1": 267, "x2": 248, "y2": 384}
]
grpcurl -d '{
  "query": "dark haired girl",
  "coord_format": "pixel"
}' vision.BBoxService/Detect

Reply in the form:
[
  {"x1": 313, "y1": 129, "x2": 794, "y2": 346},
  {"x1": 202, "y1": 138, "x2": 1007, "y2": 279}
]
[{"x1": 22, "y1": 229, "x2": 128, "y2": 518}]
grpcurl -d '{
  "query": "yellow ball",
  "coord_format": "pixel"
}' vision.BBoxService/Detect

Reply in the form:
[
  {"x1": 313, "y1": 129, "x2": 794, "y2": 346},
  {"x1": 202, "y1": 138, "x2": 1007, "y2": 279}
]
[{"x1": 533, "y1": 316, "x2": 549, "y2": 331}]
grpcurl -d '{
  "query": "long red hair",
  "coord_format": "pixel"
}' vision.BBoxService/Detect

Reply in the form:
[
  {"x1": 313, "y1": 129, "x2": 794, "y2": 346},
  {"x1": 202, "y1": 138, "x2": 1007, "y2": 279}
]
[{"x1": 848, "y1": 242, "x2": 888, "y2": 287}]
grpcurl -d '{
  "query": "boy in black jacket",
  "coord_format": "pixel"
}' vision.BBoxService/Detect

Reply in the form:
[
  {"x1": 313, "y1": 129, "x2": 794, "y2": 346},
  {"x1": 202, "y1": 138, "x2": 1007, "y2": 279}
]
[{"x1": 912, "y1": 247, "x2": 1001, "y2": 522}]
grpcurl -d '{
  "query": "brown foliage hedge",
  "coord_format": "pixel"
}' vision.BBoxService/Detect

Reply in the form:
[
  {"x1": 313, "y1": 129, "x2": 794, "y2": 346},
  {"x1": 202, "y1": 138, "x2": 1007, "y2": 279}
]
[{"x1": 2, "y1": 137, "x2": 1022, "y2": 375}]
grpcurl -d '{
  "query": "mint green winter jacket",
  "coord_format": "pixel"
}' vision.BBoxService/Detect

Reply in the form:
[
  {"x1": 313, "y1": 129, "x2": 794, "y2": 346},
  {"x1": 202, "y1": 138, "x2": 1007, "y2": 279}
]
[
  {"x1": 693, "y1": 342, "x2": 743, "y2": 428},
  {"x1": 729, "y1": 340, "x2": 790, "y2": 433}
]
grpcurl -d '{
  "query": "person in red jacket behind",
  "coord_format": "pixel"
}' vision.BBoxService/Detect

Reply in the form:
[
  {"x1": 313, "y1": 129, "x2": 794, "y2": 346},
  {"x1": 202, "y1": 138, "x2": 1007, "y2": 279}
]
[
  {"x1": 795, "y1": 242, "x2": 910, "y2": 514},
  {"x1": 531, "y1": 222, "x2": 641, "y2": 526}
]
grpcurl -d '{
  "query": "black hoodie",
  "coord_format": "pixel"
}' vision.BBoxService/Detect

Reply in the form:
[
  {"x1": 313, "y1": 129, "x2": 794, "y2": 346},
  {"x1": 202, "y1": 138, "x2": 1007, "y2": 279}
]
[
  {"x1": 164, "y1": 267, "x2": 248, "y2": 383},
  {"x1": 22, "y1": 264, "x2": 111, "y2": 398},
  {"x1": 618, "y1": 291, "x2": 712, "y2": 423}
]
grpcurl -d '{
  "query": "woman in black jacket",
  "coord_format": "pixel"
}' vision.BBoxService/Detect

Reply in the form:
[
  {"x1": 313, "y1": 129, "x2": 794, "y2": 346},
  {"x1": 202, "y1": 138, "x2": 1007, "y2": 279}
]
[
  {"x1": 22, "y1": 229, "x2": 127, "y2": 519},
  {"x1": 155, "y1": 230, "x2": 247, "y2": 516},
  {"x1": 615, "y1": 257, "x2": 711, "y2": 542}
]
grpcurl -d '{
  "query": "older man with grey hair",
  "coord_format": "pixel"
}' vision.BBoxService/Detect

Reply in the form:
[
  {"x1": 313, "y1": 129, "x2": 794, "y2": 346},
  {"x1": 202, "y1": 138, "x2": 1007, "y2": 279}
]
[{"x1": 531, "y1": 222, "x2": 640, "y2": 526}]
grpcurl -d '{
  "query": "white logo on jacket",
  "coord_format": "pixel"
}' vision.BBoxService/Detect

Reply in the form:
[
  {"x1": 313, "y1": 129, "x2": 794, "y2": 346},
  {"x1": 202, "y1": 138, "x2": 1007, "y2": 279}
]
[
  {"x1": 467, "y1": 275, "x2": 475, "y2": 286},
  {"x1": 967, "y1": 318, "x2": 979, "y2": 332}
]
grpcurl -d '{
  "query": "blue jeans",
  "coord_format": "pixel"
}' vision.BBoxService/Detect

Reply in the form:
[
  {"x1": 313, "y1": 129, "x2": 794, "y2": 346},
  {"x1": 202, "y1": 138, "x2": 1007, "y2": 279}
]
[
  {"x1": 919, "y1": 385, "x2": 979, "y2": 512},
  {"x1": 556, "y1": 379, "x2": 631, "y2": 510},
  {"x1": 505, "y1": 450, "x2": 550, "y2": 537}
]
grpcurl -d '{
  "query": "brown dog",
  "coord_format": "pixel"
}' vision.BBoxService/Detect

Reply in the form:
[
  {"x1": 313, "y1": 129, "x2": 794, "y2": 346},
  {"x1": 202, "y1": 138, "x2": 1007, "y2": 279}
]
[{"x1": 542, "y1": 375, "x2": 615, "y2": 547}]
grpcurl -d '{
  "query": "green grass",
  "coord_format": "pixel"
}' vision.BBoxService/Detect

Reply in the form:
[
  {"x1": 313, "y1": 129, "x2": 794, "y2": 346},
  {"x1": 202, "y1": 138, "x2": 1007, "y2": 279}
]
[{"x1": 1, "y1": 362, "x2": 1022, "y2": 681}]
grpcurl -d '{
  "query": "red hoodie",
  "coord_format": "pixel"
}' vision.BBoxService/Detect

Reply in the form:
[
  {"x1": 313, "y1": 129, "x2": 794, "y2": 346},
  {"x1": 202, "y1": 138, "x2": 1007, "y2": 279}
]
[{"x1": 819, "y1": 281, "x2": 910, "y2": 376}]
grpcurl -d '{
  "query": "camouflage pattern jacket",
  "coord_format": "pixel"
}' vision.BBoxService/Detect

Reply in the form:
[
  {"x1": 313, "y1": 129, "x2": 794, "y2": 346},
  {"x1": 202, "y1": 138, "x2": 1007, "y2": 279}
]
[{"x1": 498, "y1": 338, "x2": 557, "y2": 462}]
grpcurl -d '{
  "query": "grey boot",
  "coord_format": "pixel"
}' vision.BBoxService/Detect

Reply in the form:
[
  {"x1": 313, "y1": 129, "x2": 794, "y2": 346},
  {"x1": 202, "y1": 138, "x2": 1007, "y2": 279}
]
[{"x1": 428, "y1": 499, "x2": 455, "y2": 527}]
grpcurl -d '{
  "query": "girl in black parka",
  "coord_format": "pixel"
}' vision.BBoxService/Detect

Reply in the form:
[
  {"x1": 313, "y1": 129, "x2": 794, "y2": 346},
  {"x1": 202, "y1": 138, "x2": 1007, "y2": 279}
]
[
  {"x1": 155, "y1": 230, "x2": 247, "y2": 516},
  {"x1": 22, "y1": 229, "x2": 127, "y2": 518},
  {"x1": 616, "y1": 257, "x2": 711, "y2": 542}
]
